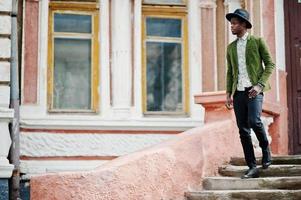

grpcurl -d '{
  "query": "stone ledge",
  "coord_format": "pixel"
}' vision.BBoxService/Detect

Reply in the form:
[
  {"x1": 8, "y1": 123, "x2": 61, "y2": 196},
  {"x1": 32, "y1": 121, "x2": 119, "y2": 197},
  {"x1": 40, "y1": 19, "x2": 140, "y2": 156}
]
[
  {"x1": 0, "y1": 107, "x2": 14, "y2": 121},
  {"x1": 194, "y1": 91, "x2": 226, "y2": 107},
  {"x1": 218, "y1": 164, "x2": 301, "y2": 177},
  {"x1": 262, "y1": 101, "x2": 282, "y2": 116},
  {"x1": 194, "y1": 91, "x2": 234, "y2": 123},
  {"x1": 186, "y1": 190, "x2": 301, "y2": 200},
  {"x1": 230, "y1": 155, "x2": 301, "y2": 166},
  {"x1": 0, "y1": 164, "x2": 13, "y2": 178},
  {"x1": 194, "y1": 91, "x2": 283, "y2": 120},
  {"x1": 203, "y1": 176, "x2": 301, "y2": 190}
]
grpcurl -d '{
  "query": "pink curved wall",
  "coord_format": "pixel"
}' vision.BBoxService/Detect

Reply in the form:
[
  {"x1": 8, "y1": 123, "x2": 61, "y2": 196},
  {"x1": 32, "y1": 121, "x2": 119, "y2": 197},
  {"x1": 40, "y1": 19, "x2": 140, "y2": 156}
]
[{"x1": 30, "y1": 120, "x2": 243, "y2": 200}]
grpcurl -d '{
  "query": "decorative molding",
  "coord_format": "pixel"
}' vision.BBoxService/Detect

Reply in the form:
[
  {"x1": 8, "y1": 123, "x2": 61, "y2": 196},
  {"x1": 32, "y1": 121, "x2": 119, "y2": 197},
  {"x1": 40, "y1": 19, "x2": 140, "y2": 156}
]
[
  {"x1": 223, "y1": 0, "x2": 244, "y2": 6},
  {"x1": 20, "y1": 156, "x2": 117, "y2": 160},
  {"x1": 0, "y1": 108, "x2": 14, "y2": 121},
  {"x1": 20, "y1": 132, "x2": 174, "y2": 157},
  {"x1": 240, "y1": 0, "x2": 246, "y2": 9},
  {"x1": 20, "y1": 128, "x2": 181, "y2": 134},
  {"x1": 20, "y1": 116, "x2": 202, "y2": 130},
  {"x1": 26, "y1": 0, "x2": 40, "y2": 2},
  {"x1": 199, "y1": 0, "x2": 217, "y2": 9},
  {"x1": 0, "y1": 123, "x2": 14, "y2": 178},
  {"x1": 0, "y1": 163, "x2": 14, "y2": 178}
]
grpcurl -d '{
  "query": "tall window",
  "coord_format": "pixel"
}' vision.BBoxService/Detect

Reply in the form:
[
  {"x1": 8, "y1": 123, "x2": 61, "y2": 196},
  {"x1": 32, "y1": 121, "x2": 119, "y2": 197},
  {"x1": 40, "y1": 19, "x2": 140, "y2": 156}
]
[
  {"x1": 48, "y1": 2, "x2": 99, "y2": 112},
  {"x1": 142, "y1": 2, "x2": 189, "y2": 115}
]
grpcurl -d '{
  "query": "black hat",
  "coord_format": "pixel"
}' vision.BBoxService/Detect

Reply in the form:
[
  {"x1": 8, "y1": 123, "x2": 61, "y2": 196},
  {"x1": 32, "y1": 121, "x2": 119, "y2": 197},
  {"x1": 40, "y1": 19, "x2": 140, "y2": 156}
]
[{"x1": 226, "y1": 9, "x2": 252, "y2": 29}]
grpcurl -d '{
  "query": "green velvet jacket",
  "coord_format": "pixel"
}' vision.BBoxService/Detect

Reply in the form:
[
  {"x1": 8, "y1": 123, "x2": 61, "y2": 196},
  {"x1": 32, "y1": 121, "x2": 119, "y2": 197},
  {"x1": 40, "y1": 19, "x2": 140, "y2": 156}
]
[{"x1": 226, "y1": 34, "x2": 275, "y2": 96}]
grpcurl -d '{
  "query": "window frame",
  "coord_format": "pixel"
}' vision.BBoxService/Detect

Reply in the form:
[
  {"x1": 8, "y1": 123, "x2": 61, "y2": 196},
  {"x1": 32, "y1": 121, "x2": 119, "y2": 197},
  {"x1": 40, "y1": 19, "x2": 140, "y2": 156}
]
[
  {"x1": 48, "y1": 2, "x2": 99, "y2": 113},
  {"x1": 142, "y1": 0, "x2": 187, "y2": 6},
  {"x1": 142, "y1": 6, "x2": 189, "y2": 116}
]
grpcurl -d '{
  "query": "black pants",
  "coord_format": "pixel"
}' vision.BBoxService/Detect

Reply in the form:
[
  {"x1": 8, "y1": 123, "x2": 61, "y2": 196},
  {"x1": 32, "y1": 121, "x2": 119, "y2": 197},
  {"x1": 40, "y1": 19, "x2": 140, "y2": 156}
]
[{"x1": 233, "y1": 89, "x2": 269, "y2": 168}]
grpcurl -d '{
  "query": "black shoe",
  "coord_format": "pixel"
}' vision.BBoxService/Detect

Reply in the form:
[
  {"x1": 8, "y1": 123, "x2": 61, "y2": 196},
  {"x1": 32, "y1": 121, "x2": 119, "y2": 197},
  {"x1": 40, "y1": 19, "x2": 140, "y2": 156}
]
[
  {"x1": 262, "y1": 148, "x2": 272, "y2": 169},
  {"x1": 262, "y1": 160, "x2": 272, "y2": 169},
  {"x1": 241, "y1": 167, "x2": 259, "y2": 179},
  {"x1": 244, "y1": 168, "x2": 251, "y2": 175}
]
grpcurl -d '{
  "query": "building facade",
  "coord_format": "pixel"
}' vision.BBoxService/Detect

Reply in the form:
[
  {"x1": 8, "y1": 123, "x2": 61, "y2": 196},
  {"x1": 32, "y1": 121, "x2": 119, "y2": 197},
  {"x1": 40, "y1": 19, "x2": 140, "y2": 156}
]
[{"x1": 19, "y1": 0, "x2": 289, "y2": 182}]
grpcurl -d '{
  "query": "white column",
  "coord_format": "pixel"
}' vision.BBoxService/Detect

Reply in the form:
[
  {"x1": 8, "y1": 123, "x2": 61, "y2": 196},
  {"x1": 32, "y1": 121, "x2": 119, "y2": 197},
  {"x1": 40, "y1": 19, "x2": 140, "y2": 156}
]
[
  {"x1": 275, "y1": 0, "x2": 285, "y2": 102},
  {"x1": 39, "y1": 0, "x2": 49, "y2": 113},
  {"x1": 0, "y1": 0, "x2": 14, "y2": 178},
  {"x1": 111, "y1": 0, "x2": 132, "y2": 118},
  {"x1": 189, "y1": 0, "x2": 203, "y2": 119},
  {"x1": 0, "y1": 67, "x2": 14, "y2": 179},
  {"x1": 99, "y1": 0, "x2": 111, "y2": 116},
  {"x1": 133, "y1": 0, "x2": 143, "y2": 117}
]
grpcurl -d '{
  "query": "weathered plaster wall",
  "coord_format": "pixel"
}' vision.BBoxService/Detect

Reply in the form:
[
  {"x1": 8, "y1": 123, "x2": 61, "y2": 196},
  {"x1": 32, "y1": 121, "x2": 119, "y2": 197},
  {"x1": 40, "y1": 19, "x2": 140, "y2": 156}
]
[{"x1": 30, "y1": 120, "x2": 243, "y2": 200}]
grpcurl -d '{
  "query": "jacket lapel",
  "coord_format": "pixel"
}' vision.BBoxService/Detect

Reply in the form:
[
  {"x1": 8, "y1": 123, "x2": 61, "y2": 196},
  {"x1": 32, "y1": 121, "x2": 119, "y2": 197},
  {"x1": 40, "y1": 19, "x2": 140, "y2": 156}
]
[
  {"x1": 232, "y1": 40, "x2": 238, "y2": 76},
  {"x1": 245, "y1": 34, "x2": 251, "y2": 66}
]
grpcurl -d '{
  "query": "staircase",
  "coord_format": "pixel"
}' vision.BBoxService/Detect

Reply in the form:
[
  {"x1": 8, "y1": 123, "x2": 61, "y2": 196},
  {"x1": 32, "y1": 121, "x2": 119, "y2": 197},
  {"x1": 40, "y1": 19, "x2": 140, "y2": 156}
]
[{"x1": 185, "y1": 155, "x2": 301, "y2": 200}]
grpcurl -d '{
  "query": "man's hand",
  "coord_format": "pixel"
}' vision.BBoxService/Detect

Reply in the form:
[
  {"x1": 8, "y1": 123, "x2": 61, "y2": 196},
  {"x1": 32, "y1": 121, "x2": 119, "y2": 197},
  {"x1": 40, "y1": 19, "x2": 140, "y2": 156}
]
[
  {"x1": 225, "y1": 93, "x2": 233, "y2": 110},
  {"x1": 248, "y1": 84, "x2": 263, "y2": 98}
]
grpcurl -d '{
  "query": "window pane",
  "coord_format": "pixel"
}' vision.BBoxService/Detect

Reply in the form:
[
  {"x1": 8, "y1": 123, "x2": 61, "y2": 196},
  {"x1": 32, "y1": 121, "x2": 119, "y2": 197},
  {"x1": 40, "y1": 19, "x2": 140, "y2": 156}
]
[
  {"x1": 53, "y1": 38, "x2": 91, "y2": 110},
  {"x1": 146, "y1": 18, "x2": 181, "y2": 38},
  {"x1": 143, "y1": 0, "x2": 184, "y2": 4},
  {"x1": 54, "y1": 13, "x2": 92, "y2": 33},
  {"x1": 146, "y1": 42, "x2": 183, "y2": 112}
]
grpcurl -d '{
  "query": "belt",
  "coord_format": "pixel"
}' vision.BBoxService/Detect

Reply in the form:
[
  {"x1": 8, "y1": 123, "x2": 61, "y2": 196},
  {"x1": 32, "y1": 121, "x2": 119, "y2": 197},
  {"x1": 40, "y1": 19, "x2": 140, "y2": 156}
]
[{"x1": 236, "y1": 86, "x2": 253, "y2": 92}]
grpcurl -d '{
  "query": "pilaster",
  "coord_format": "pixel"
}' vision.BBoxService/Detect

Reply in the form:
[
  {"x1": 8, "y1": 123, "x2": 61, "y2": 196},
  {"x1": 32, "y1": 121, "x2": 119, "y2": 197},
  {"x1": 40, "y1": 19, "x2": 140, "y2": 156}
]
[
  {"x1": 0, "y1": 0, "x2": 14, "y2": 181},
  {"x1": 111, "y1": 0, "x2": 132, "y2": 118},
  {"x1": 200, "y1": 0, "x2": 217, "y2": 92},
  {"x1": 23, "y1": 0, "x2": 39, "y2": 104}
]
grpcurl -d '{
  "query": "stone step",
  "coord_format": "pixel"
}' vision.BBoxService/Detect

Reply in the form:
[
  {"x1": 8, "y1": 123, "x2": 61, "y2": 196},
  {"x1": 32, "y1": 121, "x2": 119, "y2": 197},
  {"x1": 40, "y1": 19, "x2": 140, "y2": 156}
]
[
  {"x1": 185, "y1": 190, "x2": 301, "y2": 200},
  {"x1": 219, "y1": 165, "x2": 301, "y2": 177},
  {"x1": 230, "y1": 155, "x2": 301, "y2": 166},
  {"x1": 203, "y1": 176, "x2": 301, "y2": 190}
]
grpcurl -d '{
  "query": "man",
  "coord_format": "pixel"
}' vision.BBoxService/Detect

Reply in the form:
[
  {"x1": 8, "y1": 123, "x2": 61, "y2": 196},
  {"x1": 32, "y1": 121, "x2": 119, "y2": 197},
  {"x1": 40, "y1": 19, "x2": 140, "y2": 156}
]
[{"x1": 225, "y1": 9, "x2": 275, "y2": 179}]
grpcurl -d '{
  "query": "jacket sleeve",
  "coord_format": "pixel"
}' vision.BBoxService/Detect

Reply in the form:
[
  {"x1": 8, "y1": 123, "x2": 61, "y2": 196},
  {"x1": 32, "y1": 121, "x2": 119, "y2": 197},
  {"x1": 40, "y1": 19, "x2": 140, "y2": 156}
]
[
  {"x1": 257, "y1": 37, "x2": 275, "y2": 86},
  {"x1": 226, "y1": 46, "x2": 233, "y2": 94}
]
